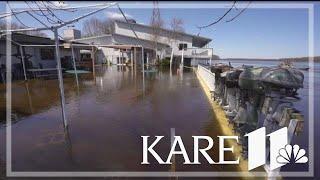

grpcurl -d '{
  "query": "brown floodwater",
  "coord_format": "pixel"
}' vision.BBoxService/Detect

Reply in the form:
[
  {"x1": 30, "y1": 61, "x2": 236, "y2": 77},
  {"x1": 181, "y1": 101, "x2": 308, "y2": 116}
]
[{"x1": 0, "y1": 65, "x2": 246, "y2": 174}]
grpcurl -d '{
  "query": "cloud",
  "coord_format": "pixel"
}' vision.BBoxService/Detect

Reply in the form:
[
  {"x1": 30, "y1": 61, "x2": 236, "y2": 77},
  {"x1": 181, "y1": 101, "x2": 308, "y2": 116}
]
[
  {"x1": 106, "y1": 11, "x2": 133, "y2": 20},
  {"x1": 52, "y1": 1, "x2": 68, "y2": 7}
]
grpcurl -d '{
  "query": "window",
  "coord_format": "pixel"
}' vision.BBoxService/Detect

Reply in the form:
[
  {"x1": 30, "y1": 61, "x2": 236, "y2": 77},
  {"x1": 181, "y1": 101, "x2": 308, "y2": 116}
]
[
  {"x1": 40, "y1": 48, "x2": 55, "y2": 60},
  {"x1": 178, "y1": 43, "x2": 188, "y2": 50}
]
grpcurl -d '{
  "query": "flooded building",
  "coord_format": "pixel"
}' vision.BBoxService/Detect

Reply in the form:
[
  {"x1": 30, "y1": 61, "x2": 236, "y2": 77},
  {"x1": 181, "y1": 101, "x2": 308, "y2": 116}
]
[
  {"x1": 0, "y1": 33, "x2": 95, "y2": 82},
  {"x1": 0, "y1": 33, "x2": 83, "y2": 68},
  {"x1": 73, "y1": 20, "x2": 213, "y2": 66}
]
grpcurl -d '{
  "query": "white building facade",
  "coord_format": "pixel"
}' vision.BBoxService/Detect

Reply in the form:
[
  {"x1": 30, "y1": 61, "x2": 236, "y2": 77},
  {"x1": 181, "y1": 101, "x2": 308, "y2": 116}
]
[{"x1": 74, "y1": 20, "x2": 213, "y2": 66}]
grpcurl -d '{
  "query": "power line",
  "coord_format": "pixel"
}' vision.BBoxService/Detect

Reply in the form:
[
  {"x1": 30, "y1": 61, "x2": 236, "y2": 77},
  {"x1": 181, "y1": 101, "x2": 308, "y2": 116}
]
[
  {"x1": 225, "y1": 1, "x2": 251, "y2": 23},
  {"x1": 39, "y1": 1, "x2": 66, "y2": 24},
  {"x1": 26, "y1": 1, "x2": 57, "y2": 24},
  {"x1": 197, "y1": 1, "x2": 236, "y2": 29},
  {"x1": 196, "y1": 1, "x2": 251, "y2": 36},
  {"x1": 1, "y1": 2, "x2": 116, "y2": 34},
  {"x1": 6, "y1": 2, "x2": 30, "y2": 28},
  {"x1": 33, "y1": 1, "x2": 61, "y2": 24}
]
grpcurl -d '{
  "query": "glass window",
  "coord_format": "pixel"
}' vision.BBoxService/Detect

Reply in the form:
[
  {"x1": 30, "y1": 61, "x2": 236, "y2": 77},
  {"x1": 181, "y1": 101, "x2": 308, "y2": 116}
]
[
  {"x1": 178, "y1": 43, "x2": 187, "y2": 50},
  {"x1": 40, "y1": 48, "x2": 55, "y2": 60}
]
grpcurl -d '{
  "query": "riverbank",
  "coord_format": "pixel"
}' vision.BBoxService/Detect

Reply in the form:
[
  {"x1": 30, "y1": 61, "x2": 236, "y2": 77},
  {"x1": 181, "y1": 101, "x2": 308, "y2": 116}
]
[{"x1": 221, "y1": 56, "x2": 320, "y2": 62}]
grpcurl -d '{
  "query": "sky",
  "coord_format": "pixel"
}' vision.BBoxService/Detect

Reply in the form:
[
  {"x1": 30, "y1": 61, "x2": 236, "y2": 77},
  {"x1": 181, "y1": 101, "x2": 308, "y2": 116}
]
[{"x1": 1, "y1": 1, "x2": 319, "y2": 59}]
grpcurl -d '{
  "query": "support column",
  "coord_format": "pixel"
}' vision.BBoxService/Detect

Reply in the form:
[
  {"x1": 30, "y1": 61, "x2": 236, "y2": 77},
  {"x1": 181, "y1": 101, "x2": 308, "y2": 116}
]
[
  {"x1": 134, "y1": 47, "x2": 137, "y2": 66},
  {"x1": 131, "y1": 48, "x2": 133, "y2": 67},
  {"x1": 121, "y1": 51, "x2": 123, "y2": 65},
  {"x1": 91, "y1": 46, "x2": 96, "y2": 76},
  {"x1": 134, "y1": 47, "x2": 137, "y2": 77},
  {"x1": 111, "y1": 55, "x2": 113, "y2": 65},
  {"x1": 142, "y1": 47, "x2": 145, "y2": 95},
  {"x1": 118, "y1": 49, "x2": 121, "y2": 65},
  {"x1": 146, "y1": 52, "x2": 149, "y2": 67},
  {"x1": 71, "y1": 45, "x2": 79, "y2": 87},
  {"x1": 210, "y1": 48, "x2": 213, "y2": 66},
  {"x1": 54, "y1": 28, "x2": 67, "y2": 128},
  {"x1": 181, "y1": 48, "x2": 184, "y2": 67},
  {"x1": 142, "y1": 47, "x2": 144, "y2": 72},
  {"x1": 170, "y1": 48, "x2": 174, "y2": 69},
  {"x1": 19, "y1": 46, "x2": 27, "y2": 81}
]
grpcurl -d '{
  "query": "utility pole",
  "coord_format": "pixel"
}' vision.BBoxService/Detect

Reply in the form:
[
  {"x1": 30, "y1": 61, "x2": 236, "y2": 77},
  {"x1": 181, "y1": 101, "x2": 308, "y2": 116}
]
[{"x1": 150, "y1": 1, "x2": 162, "y2": 64}]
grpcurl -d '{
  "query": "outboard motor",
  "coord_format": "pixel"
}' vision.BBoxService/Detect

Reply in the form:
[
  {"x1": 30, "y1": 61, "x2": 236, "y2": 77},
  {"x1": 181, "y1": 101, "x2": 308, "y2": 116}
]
[
  {"x1": 223, "y1": 69, "x2": 243, "y2": 119},
  {"x1": 259, "y1": 67, "x2": 304, "y2": 133},
  {"x1": 210, "y1": 63, "x2": 232, "y2": 105},
  {"x1": 233, "y1": 67, "x2": 267, "y2": 132},
  {"x1": 238, "y1": 66, "x2": 304, "y2": 159}
]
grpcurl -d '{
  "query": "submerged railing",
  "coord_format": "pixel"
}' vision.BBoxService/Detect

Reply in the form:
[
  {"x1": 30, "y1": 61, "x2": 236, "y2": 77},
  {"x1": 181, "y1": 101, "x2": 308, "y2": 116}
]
[{"x1": 197, "y1": 64, "x2": 215, "y2": 92}]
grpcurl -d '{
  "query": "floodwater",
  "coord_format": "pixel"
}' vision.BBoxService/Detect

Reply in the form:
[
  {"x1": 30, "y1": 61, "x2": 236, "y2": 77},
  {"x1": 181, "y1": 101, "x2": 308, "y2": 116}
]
[
  {"x1": 0, "y1": 66, "x2": 243, "y2": 174},
  {"x1": 0, "y1": 61, "x2": 318, "y2": 178}
]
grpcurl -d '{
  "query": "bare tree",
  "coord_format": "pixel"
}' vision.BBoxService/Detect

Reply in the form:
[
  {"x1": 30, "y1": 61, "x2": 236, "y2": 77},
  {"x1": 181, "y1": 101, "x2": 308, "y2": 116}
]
[
  {"x1": 82, "y1": 17, "x2": 113, "y2": 37},
  {"x1": 0, "y1": 20, "x2": 47, "y2": 37},
  {"x1": 170, "y1": 18, "x2": 184, "y2": 33},
  {"x1": 168, "y1": 17, "x2": 184, "y2": 44}
]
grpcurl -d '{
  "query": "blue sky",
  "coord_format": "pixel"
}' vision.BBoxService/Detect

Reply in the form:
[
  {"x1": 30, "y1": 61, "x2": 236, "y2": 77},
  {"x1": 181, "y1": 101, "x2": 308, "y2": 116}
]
[{"x1": 1, "y1": 2, "x2": 319, "y2": 59}]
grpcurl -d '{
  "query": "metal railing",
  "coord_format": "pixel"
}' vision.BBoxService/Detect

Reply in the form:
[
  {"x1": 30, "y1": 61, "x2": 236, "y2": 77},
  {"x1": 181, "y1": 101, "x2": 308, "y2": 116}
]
[{"x1": 197, "y1": 64, "x2": 215, "y2": 92}]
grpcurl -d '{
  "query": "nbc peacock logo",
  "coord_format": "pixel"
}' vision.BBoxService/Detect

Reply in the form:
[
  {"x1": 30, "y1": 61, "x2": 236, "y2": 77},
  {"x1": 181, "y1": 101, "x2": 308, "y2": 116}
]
[{"x1": 276, "y1": 144, "x2": 308, "y2": 164}]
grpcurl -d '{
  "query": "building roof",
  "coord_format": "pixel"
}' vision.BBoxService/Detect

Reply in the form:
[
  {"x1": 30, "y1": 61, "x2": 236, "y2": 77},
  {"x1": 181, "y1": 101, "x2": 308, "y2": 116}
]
[
  {"x1": 0, "y1": 32, "x2": 89, "y2": 46},
  {"x1": 114, "y1": 20, "x2": 212, "y2": 47},
  {"x1": 73, "y1": 33, "x2": 170, "y2": 50},
  {"x1": 0, "y1": 33, "x2": 55, "y2": 45}
]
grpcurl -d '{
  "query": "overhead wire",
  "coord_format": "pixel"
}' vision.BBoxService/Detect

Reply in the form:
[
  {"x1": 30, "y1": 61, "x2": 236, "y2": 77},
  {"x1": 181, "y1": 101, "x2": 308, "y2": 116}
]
[
  {"x1": 225, "y1": 1, "x2": 251, "y2": 23},
  {"x1": 6, "y1": 2, "x2": 30, "y2": 28},
  {"x1": 197, "y1": 1, "x2": 236, "y2": 29}
]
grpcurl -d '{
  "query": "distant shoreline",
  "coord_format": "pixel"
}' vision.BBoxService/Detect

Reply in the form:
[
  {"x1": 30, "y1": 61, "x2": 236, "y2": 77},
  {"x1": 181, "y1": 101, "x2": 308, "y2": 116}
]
[{"x1": 220, "y1": 56, "x2": 320, "y2": 62}]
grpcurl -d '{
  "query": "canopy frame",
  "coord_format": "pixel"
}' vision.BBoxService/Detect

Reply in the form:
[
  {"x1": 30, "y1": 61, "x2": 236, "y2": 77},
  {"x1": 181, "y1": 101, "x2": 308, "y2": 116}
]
[{"x1": 2, "y1": 2, "x2": 117, "y2": 128}]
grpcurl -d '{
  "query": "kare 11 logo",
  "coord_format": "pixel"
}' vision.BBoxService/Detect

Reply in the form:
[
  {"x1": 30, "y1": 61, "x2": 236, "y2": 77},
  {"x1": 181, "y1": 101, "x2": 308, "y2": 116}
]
[{"x1": 141, "y1": 127, "x2": 308, "y2": 171}]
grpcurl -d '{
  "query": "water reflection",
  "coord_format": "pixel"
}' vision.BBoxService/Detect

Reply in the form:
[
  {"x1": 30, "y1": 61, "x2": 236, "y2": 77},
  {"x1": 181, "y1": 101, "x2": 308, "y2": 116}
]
[
  {"x1": 0, "y1": 64, "x2": 312, "y2": 174},
  {"x1": 1, "y1": 65, "x2": 240, "y2": 172}
]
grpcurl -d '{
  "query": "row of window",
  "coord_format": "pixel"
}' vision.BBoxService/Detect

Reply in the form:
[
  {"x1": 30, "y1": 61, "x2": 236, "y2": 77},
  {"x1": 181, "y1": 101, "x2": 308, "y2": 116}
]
[{"x1": 40, "y1": 43, "x2": 189, "y2": 60}]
